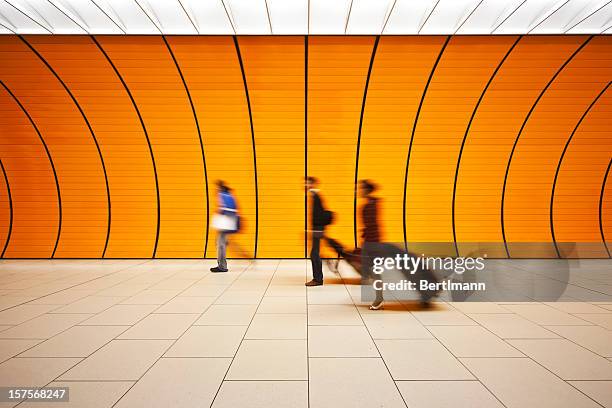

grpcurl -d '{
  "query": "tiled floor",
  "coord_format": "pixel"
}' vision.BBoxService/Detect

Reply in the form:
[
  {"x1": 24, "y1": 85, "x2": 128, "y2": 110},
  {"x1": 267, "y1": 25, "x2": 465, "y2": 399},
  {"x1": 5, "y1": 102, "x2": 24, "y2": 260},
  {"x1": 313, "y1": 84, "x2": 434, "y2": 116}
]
[{"x1": 0, "y1": 259, "x2": 611, "y2": 407}]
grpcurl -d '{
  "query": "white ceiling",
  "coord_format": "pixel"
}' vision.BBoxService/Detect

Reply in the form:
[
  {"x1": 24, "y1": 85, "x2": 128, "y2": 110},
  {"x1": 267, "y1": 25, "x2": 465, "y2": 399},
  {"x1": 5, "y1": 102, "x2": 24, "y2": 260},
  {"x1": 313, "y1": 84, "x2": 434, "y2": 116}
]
[{"x1": 0, "y1": 0, "x2": 610, "y2": 34}]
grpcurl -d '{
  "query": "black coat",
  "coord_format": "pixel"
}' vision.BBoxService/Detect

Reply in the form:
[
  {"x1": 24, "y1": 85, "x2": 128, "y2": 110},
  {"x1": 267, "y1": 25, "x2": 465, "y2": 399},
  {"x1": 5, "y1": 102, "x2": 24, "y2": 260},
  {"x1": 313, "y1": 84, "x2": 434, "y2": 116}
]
[{"x1": 311, "y1": 190, "x2": 325, "y2": 230}]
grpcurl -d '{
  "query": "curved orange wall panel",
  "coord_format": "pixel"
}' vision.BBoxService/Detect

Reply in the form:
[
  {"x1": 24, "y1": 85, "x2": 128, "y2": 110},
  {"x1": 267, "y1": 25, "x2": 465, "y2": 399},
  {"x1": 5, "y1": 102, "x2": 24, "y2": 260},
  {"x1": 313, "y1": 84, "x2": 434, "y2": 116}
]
[
  {"x1": 166, "y1": 36, "x2": 256, "y2": 259},
  {"x1": 504, "y1": 36, "x2": 594, "y2": 257},
  {"x1": 307, "y1": 36, "x2": 375, "y2": 256},
  {"x1": 0, "y1": 35, "x2": 610, "y2": 259},
  {"x1": 553, "y1": 74, "x2": 612, "y2": 258},
  {"x1": 0, "y1": 88, "x2": 59, "y2": 258},
  {"x1": 23, "y1": 36, "x2": 158, "y2": 258},
  {"x1": 0, "y1": 160, "x2": 9, "y2": 253},
  {"x1": 0, "y1": 36, "x2": 107, "y2": 258},
  {"x1": 405, "y1": 36, "x2": 519, "y2": 253},
  {"x1": 94, "y1": 36, "x2": 207, "y2": 258},
  {"x1": 358, "y1": 36, "x2": 447, "y2": 246},
  {"x1": 238, "y1": 36, "x2": 305, "y2": 258}
]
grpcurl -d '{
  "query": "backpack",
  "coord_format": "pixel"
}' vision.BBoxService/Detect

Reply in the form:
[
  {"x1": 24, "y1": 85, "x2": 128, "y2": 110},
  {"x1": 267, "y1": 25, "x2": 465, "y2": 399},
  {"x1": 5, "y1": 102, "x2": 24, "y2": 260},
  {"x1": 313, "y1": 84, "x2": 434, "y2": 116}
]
[{"x1": 322, "y1": 210, "x2": 334, "y2": 226}]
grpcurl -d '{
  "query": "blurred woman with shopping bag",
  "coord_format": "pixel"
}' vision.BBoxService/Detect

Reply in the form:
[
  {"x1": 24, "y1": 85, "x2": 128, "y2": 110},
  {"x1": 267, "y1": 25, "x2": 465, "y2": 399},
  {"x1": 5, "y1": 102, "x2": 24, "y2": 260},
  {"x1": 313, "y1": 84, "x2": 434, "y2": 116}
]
[{"x1": 211, "y1": 180, "x2": 240, "y2": 272}]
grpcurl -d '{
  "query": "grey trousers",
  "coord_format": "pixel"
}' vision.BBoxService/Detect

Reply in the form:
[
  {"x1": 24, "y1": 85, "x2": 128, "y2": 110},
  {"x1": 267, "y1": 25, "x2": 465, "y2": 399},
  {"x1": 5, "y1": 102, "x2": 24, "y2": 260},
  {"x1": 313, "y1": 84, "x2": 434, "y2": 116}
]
[{"x1": 217, "y1": 231, "x2": 228, "y2": 270}]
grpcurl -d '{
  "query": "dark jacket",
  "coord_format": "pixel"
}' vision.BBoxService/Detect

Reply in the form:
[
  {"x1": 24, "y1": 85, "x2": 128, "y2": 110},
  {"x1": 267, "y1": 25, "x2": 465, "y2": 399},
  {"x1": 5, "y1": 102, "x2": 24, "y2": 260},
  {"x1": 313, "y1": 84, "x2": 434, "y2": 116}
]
[
  {"x1": 361, "y1": 196, "x2": 380, "y2": 243},
  {"x1": 310, "y1": 190, "x2": 325, "y2": 231}
]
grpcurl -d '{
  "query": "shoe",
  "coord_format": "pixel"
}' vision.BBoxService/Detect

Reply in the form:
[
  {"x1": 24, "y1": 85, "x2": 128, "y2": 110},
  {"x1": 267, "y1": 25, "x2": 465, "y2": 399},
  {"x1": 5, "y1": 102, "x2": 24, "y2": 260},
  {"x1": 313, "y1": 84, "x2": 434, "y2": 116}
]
[
  {"x1": 369, "y1": 299, "x2": 384, "y2": 310},
  {"x1": 305, "y1": 279, "x2": 323, "y2": 287},
  {"x1": 210, "y1": 267, "x2": 228, "y2": 273}
]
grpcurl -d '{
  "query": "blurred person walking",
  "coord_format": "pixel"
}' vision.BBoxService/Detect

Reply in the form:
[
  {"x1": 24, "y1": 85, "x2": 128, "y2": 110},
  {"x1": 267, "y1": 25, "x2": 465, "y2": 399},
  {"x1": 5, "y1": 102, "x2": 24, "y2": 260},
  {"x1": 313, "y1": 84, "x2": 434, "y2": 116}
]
[
  {"x1": 305, "y1": 177, "x2": 332, "y2": 286},
  {"x1": 211, "y1": 180, "x2": 239, "y2": 273}
]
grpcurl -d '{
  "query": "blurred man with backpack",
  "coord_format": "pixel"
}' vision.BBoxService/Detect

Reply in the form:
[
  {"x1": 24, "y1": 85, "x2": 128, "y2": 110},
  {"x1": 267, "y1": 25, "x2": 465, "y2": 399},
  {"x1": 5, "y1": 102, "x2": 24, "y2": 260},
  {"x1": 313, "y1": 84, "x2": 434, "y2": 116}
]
[{"x1": 305, "y1": 177, "x2": 332, "y2": 286}]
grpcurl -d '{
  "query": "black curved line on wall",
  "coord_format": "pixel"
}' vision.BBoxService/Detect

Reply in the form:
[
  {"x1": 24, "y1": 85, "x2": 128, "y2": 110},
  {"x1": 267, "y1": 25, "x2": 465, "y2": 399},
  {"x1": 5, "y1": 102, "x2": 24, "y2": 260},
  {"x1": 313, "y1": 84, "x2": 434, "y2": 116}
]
[
  {"x1": 304, "y1": 35, "x2": 308, "y2": 259},
  {"x1": 163, "y1": 36, "x2": 210, "y2": 259},
  {"x1": 600, "y1": 158, "x2": 612, "y2": 258},
  {"x1": 500, "y1": 35, "x2": 593, "y2": 259},
  {"x1": 0, "y1": 157, "x2": 13, "y2": 258},
  {"x1": 550, "y1": 82, "x2": 610, "y2": 258},
  {"x1": 353, "y1": 35, "x2": 379, "y2": 248},
  {"x1": 451, "y1": 36, "x2": 522, "y2": 257},
  {"x1": 233, "y1": 36, "x2": 259, "y2": 258},
  {"x1": 402, "y1": 36, "x2": 451, "y2": 251},
  {"x1": 91, "y1": 36, "x2": 161, "y2": 258},
  {"x1": 20, "y1": 36, "x2": 112, "y2": 258},
  {"x1": 0, "y1": 81, "x2": 62, "y2": 258}
]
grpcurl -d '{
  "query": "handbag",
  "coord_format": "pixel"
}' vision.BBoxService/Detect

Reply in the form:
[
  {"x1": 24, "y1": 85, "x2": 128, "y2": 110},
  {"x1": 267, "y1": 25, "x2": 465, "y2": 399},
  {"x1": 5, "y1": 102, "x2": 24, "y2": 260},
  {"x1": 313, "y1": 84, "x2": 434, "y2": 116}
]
[{"x1": 212, "y1": 213, "x2": 237, "y2": 232}]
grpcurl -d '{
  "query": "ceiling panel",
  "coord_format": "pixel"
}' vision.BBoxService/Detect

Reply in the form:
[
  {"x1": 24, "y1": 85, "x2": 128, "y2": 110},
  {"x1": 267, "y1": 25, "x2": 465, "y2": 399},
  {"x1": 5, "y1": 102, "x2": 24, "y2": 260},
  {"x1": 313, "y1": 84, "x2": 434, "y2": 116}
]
[{"x1": 0, "y1": 0, "x2": 608, "y2": 34}]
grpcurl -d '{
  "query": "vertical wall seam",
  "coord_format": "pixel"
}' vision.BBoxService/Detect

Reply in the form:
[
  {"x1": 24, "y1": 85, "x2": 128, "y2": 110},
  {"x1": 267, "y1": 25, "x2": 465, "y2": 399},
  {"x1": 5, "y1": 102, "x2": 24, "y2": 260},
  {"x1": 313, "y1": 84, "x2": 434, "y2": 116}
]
[
  {"x1": 402, "y1": 35, "x2": 451, "y2": 251},
  {"x1": 233, "y1": 36, "x2": 259, "y2": 258},
  {"x1": 20, "y1": 36, "x2": 112, "y2": 258},
  {"x1": 353, "y1": 35, "x2": 379, "y2": 248},
  {"x1": 600, "y1": 158, "x2": 612, "y2": 258},
  {"x1": 163, "y1": 36, "x2": 210, "y2": 259},
  {"x1": 500, "y1": 35, "x2": 593, "y2": 258},
  {"x1": 305, "y1": 35, "x2": 309, "y2": 259},
  {"x1": 0, "y1": 157, "x2": 13, "y2": 258},
  {"x1": 550, "y1": 82, "x2": 610, "y2": 258},
  {"x1": 452, "y1": 35, "x2": 522, "y2": 257},
  {"x1": 91, "y1": 35, "x2": 161, "y2": 258},
  {"x1": 0, "y1": 81, "x2": 62, "y2": 258}
]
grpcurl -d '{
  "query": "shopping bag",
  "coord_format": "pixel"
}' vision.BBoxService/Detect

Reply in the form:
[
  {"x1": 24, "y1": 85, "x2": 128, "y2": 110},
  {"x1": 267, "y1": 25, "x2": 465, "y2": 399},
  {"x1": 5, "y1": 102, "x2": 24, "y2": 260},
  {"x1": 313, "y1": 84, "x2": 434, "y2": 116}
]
[{"x1": 212, "y1": 214, "x2": 237, "y2": 232}]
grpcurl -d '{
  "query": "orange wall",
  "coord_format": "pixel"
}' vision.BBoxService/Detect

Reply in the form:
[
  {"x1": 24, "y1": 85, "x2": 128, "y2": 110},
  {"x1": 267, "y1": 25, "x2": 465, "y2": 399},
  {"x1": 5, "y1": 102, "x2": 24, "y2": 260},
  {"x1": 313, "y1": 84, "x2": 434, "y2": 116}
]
[{"x1": 0, "y1": 35, "x2": 610, "y2": 259}]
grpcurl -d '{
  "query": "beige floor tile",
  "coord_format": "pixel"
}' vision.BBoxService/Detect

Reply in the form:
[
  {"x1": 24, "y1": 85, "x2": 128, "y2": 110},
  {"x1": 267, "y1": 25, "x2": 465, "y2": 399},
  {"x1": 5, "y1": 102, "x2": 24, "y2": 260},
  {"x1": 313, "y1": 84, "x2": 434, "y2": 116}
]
[
  {"x1": 155, "y1": 296, "x2": 215, "y2": 313},
  {"x1": 397, "y1": 381, "x2": 504, "y2": 408},
  {"x1": 195, "y1": 305, "x2": 257, "y2": 325},
  {"x1": 546, "y1": 325, "x2": 612, "y2": 357},
  {"x1": 51, "y1": 296, "x2": 125, "y2": 314},
  {"x1": 308, "y1": 305, "x2": 363, "y2": 325},
  {"x1": 0, "y1": 305, "x2": 60, "y2": 325},
  {"x1": 307, "y1": 286, "x2": 353, "y2": 305},
  {"x1": 573, "y1": 313, "x2": 612, "y2": 330},
  {"x1": 309, "y1": 358, "x2": 406, "y2": 408},
  {"x1": 309, "y1": 326, "x2": 378, "y2": 357},
  {"x1": 504, "y1": 304, "x2": 592, "y2": 325},
  {"x1": 227, "y1": 340, "x2": 307, "y2": 380},
  {"x1": 430, "y1": 326, "x2": 522, "y2": 357},
  {"x1": 59, "y1": 339, "x2": 172, "y2": 380},
  {"x1": 20, "y1": 326, "x2": 126, "y2": 357},
  {"x1": 118, "y1": 314, "x2": 198, "y2": 339},
  {"x1": 96, "y1": 284, "x2": 150, "y2": 297},
  {"x1": 28, "y1": 290, "x2": 95, "y2": 305},
  {"x1": 266, "y1": 284, "x2": 306, "y2": 297},
  {"x1": 80, "y1": 305, "x2": 157, "y2": 326},
  {"x1": 165, "y1": 326, "x2": 246, "y2": 357},
  {"x1": 181, "y1": 284, "x2": 228, "y2": 297},
  {"x1": 449, "y1": 302, "x2": 511, "y2": 314},
  {"x1": 0, "y1": 339, "x2": 41, "y2": 362},
  {"x1": 213, "y1": 381, "x2": 308, "y2": 408},
  {"x1": 469, "y1": 313, "x2": 559, "y2": 339},
  {"x1": 215, "y1": 290, "x2": 264, "y2": 305},
  {"x1": 376, "y1": 339, "x2": 474, "y2": 380},
  {"x1": 544, "y1": 302, "x2": 610, "y2": 314},
  {"x1": 258, "y1": 297, "x2": 306, "y2": 314},
  {"x1": 0, "y1": 357, "x2": 80, "y2": 387},
  {"x1": 114, "y1": 358, "x2": 230, "y2": 408},
  {"x1": 121, "y1": 290, "x2": 179, "y2": 305},
  {"x1": 462, "y1": 357, "x2": 600, "y2": 408},
  {"x1": 246, "y1": 314, "x2": 306, "y2": 339},
  {"x1": 411, "y1": 310, "x2": 476, "y2": 326},
  {"x1": 509, "y1": 339, "x2": 612, "y2": 380},
  {"x1": 149, "y1": 279, "x2": 198, "y2": 291},
  {"x1": 0, "y1": 314, "x2": 91, "y2": 339},
  {"x1": 361, "y1": 314, "x2": 432, "y2": 339},
  {"x1": 19, "y1": 381, "x2": 133, "y2": 408},
  {"x1": 569, "y1": 381, "x2": 612, "y2": 408}
]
